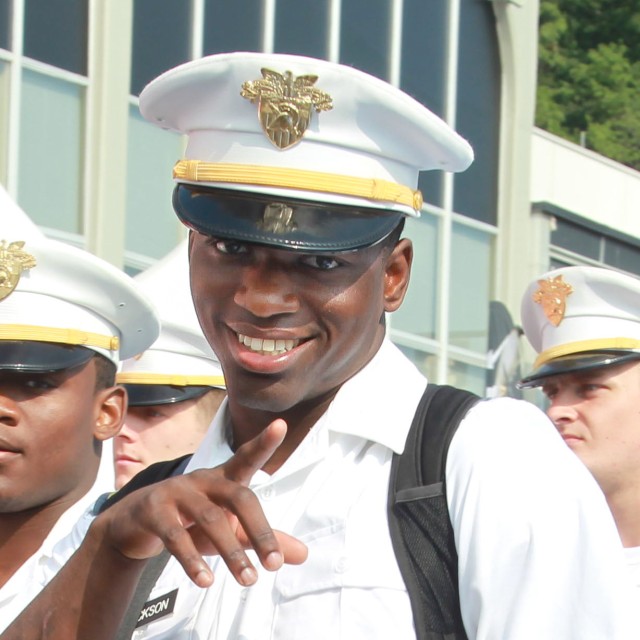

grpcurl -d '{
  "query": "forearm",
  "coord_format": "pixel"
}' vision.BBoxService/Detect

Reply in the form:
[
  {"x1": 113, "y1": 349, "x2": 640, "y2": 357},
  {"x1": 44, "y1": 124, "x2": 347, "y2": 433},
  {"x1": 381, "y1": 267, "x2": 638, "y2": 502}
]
[{"x1": 1, "y1": 522, "x2": 148, "y2": 640}]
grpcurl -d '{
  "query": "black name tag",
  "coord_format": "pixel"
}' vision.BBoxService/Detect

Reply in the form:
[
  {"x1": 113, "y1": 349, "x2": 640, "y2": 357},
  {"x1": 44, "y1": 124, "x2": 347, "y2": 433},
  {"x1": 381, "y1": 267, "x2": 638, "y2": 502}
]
[{"x1": 136, "y1": 589, "x2": 178, "y2": 628}]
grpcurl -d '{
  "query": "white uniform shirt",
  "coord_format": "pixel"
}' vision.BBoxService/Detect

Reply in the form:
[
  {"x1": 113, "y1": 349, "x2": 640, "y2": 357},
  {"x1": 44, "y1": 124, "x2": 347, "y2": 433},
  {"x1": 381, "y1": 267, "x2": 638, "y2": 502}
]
[
  {"x1": 46, "y1": 340, "x2": 635, "y2": 638},
  {"x1": 624, "y1": 547, "x2": 640, "y2": 609},
  {"x1": 0, "y1": 474, "x2": 111, "y2": 633}
]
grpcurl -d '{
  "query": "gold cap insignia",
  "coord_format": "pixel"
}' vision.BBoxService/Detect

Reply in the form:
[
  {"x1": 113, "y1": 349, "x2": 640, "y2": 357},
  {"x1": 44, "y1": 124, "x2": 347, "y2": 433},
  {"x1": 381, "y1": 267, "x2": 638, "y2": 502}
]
[
  {"x1": 532, "y1": 275, "x2": 574, "y2": 327},
  {"x1": 257, "y1": 203, "x2": 298, "y2": 234},
  {"x1": 0, "y1": 240, "x2": 37, "y2": 302},
  {"x1": 241, "y1": 67, "x2": 333, "y2": 150}
]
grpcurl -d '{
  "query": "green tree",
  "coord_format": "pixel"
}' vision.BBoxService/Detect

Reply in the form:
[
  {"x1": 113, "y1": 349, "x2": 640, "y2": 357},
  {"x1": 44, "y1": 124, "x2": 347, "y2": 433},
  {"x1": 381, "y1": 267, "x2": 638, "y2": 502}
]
[{"x1": 536, "y1": 1, "x2": 640, "y2": 170}]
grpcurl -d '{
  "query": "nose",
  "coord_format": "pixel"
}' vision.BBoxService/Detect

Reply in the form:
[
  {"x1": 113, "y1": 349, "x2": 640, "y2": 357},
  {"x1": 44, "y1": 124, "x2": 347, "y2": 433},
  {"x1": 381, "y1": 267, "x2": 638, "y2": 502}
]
[
  {"x1": 546, "y1": 394, "x2": 579, "y2": 427},
  {"x1": 234, "y1": 259, "x2": 300, "y2": 317},
  {"x1": 0, "y1": 388, "x2": 19, "y2": 427},
  {"x1": 116, "y1": 419, "x2": 136, "y2": 443}
]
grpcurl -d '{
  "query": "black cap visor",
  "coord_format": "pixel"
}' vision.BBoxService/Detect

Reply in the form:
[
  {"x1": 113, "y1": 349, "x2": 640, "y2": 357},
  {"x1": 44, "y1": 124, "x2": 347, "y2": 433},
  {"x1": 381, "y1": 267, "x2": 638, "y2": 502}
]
[
  {"x1": 0, "y1": 341, "x2": 95, "y2": 372},
  {"x1": 173, "y1": 184, "x2": 403, "y2": 252},
  {"x1": 124, "y1": 383, "x2": 213, "y2": 406},
  {"x1": 518, "y1": 350, "x2": 640, "y2": 389}
]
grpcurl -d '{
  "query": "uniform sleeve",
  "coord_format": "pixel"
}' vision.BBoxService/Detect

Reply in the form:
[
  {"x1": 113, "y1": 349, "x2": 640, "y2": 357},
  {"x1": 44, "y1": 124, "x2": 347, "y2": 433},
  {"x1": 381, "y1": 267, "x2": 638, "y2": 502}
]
[{"x1": 445, "y1": 397, "x2": 637, "y2": 639}]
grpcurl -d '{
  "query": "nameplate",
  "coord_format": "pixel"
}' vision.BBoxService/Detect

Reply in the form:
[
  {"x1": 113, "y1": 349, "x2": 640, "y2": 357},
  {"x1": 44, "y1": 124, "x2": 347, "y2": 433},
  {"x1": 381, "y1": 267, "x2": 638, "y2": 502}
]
[{"x1": 136, "y1": 589, "x2": 178, "y2": 628}]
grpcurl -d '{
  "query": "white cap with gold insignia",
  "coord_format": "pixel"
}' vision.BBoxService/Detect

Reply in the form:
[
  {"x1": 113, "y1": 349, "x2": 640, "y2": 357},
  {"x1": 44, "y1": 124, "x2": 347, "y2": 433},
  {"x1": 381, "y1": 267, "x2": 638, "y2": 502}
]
[
  {"x1": 139, "y1": 52, "x2": 473, "y2": 252},
  {"x1": 117, "y1": 239, "x2": 225, "y2": 406},
  {"x1": 519, "y1": 265, "x2": 640, "y2": 387},
  {"x1": 0, "y1": 185, "x2": 160, "y2": 369}
]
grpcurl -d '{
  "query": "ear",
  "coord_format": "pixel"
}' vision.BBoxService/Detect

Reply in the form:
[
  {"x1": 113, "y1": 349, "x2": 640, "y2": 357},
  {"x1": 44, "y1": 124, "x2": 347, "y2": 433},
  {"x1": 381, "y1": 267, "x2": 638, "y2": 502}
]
[
  {"x1": 383, "y1": 237, "x2": 413, "y2": 312},
  {"x1": 93, "y1": 385, "x2": 127, "y2": 441}
]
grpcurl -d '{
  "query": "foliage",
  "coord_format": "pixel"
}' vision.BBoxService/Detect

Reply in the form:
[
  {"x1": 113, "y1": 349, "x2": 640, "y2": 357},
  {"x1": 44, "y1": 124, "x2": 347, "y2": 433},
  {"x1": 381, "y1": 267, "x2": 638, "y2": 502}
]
[{"x1": 536, "y1": 1, "x2": 640, "y2": 170}]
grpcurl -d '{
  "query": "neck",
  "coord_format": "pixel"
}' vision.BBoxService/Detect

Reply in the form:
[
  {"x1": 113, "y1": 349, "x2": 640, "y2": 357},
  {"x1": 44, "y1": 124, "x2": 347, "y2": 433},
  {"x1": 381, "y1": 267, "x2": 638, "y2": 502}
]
[
  {"x1": 227, "y1": 390, "x2": 338, "y2": 474},
  {"x1": 0, "y1": 500, "x2": 74, "y2": 589}
]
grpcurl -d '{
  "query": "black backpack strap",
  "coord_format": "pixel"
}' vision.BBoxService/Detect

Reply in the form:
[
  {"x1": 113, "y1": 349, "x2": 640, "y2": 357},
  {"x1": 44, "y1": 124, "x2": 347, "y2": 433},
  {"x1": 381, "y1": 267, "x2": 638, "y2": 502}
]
[
  {"x1": 96, "y1": 453, "x2": 193, "y2": 515},
  {"x1": 95, "y1": 454, "x2": 193, "y2": 639},
  {"x1": 388, "y1": 383, "x2": 479, "y2": 640},
  {"x1": 114, "y1": 550, "x2": 172, "y2": 640}
]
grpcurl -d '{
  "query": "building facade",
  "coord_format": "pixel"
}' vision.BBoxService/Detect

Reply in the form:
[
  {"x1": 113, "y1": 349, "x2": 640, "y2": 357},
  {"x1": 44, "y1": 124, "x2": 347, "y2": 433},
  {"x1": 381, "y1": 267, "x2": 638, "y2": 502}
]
[{"x1": 1, "y1": 0, "x2": 639, "y2": 396}]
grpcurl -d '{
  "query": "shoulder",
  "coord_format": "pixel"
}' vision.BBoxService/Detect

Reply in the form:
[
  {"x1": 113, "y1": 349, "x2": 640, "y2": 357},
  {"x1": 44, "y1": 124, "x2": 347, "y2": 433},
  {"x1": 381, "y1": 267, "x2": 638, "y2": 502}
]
[
  {"x1": 447, "y1": 396, "x2": 595, "y2": 493},
  {"x1": 453, "y1": 396, "x2": 558, "y2": 454}
]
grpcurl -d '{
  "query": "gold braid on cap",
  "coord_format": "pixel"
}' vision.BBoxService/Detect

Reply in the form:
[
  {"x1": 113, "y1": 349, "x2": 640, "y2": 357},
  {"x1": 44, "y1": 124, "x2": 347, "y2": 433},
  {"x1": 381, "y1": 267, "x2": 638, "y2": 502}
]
[
  {"x1": 534, "y1": 337, "x2": 640, "y2": 369},
  {"x1": 116, "y1": 372, "x2": 225, "y2": 387},
  {"x1": 0, "y1": 324, "x2": 120, "y2": 351},
  {"x1": 173, "y1": 161, "x2": 423, "y2": 212}
]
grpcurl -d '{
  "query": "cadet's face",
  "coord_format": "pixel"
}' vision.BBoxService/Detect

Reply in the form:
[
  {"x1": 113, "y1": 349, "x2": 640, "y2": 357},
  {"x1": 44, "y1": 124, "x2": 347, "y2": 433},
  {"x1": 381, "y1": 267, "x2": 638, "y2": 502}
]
[
  {"x1": 0, "y1": 361, "x2": 105, "y2": 512},
  {"x1": 189, "y1": 232, "x2": 410, "y2": 415},
  {"x1": 113, "y1": 389, "x2": 225, "y2": 489},
  {"x1": 542, "y1": 361, "x2": 640, "y2": 495}
]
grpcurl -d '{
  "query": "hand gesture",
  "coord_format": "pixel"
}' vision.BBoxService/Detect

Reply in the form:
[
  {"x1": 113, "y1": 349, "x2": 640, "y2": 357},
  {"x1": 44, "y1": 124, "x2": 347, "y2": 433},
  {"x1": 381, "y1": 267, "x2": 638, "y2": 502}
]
[{"x1": 96, "y1": 419, "x2": 307, "y2": 587}]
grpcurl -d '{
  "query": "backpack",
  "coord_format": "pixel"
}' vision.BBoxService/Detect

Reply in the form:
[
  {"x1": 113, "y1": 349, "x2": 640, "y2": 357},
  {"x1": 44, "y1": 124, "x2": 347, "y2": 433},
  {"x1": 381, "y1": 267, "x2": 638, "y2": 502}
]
[{"x1": 102, "y1": 383, "x2": 479, "y2": 639}]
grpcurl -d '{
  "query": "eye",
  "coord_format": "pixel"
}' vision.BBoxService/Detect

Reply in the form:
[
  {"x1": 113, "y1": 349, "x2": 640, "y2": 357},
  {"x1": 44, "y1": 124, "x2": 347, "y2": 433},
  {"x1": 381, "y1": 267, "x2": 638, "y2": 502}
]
[
  {"x1": 300, "y1": 255, "x2": 341, "y2": 270},
  {"x1": 23, "y1": 376, "x2": 56, "y2": 391},
  {"x1": 579, "y1": 383, "x2": 602, "y2": 396},
  {"x1": 143, "y1": 407, "x2": 166, "y2": 419},
  {"x1": 206, "y1": 237, "x2": 249, "y2": 255},
  {"x1": 542, "y1": 385, "x2": 557, "y2": 400}
]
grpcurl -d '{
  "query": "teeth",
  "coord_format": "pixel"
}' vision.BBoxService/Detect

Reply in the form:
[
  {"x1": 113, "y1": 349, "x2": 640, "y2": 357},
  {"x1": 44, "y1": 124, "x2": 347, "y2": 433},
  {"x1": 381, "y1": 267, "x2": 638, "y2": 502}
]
[{"x1": 237, "y1": 334, "x2": 300, "y2": 355}]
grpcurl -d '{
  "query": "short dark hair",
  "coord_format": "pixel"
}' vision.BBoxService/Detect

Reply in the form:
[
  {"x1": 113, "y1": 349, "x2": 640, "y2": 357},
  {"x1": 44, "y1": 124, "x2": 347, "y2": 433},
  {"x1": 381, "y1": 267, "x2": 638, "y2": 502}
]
[{"x1": 93, "y1": 353, "x2": 117, "y2": 390}]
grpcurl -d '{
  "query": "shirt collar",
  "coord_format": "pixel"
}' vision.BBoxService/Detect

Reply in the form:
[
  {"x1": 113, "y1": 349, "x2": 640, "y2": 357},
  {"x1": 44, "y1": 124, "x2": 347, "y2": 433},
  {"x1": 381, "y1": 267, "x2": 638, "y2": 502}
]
[
  {"x1": 324, "y1": 338, "x2": 426, "y2": 453},
  {"x1": 187, "y1": 338, "x2": 427, "y2": 474}
]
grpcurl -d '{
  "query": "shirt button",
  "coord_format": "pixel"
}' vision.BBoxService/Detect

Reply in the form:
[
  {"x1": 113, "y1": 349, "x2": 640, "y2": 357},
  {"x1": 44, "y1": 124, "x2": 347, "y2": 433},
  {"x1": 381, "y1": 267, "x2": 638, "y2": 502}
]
[
  {"x1": 334, "y1": 557, "x2": 349, "y2": 574},
  {"x1": 260, "y1": 486, "x2": 275, "y2": 500}
]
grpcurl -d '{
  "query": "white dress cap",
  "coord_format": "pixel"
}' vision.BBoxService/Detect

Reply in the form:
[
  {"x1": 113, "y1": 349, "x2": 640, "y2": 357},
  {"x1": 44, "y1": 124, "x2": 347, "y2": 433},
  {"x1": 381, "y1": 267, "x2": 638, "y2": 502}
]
[
  {"x1": 139, "y1": 52, "x2": 473, "y2": 220},
  {"x1": 0, "y1": 187, "x2": 160, "y2": 366},
  {"x1": 519, "y1": 265, "x2": 640, "y2": 386},
  {"x1": 118, "y1": 239, "x2": 225, "y2": 399}
]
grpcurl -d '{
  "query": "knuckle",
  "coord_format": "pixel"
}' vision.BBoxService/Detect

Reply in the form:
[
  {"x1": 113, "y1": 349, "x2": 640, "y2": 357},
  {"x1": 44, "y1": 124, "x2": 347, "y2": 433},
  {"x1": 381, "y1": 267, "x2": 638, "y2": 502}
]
[
  {"x1": 163, "y1": 524, "x2": 187, "y2": 546},
  {"x1": 198, "y1": 505, "x2": 224, "y2": 526},
  {"x1": 226, "y1": 484, "x2": 255, "y2": 507}
]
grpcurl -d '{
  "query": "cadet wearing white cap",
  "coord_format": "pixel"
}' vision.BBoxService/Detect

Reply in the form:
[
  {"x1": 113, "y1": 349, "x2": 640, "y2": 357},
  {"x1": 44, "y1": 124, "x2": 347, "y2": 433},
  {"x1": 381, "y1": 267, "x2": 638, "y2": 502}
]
[
  {"x1": 520, "y1": 265, "x2": 640, "y2": 602},
  {"x1": 0, "y1": 186, "x2": 159, "y2": 632},
  {"x1": 4, "y1": 53, "x2": 635, "y2": 639},
  {"x1": 114, "y1": 240, "x2": 226, "y2": 489}
]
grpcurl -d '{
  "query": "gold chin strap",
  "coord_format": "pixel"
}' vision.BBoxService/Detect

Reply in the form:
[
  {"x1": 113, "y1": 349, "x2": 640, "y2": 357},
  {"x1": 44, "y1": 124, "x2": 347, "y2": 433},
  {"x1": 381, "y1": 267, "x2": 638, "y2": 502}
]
[
  {"x1": 0, "y1": 324, "x2": 120, "y2": 351},
  {"x1": 116, "y1": 372, "x2": 226, "y2": 387},
  {"x1": 173, "y1": 160, "x2": 423, "y2": 212},
  {"x1": 534, "y1": 337, "x2": 640, "y2": 368}
]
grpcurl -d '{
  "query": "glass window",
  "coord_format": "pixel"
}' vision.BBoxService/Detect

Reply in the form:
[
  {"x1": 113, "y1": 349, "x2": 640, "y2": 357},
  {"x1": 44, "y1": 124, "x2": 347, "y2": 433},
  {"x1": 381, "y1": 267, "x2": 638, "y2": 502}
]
[
  {"x1": 394, "y1": 343, "x2": 438, "y2": 381},
  {"x1": 125, "y1": 107, "x2": 184, "y2": 261},
  {"x1": 274, "y1": 0, "x2": 328, "y2": 59},
  {"x1": 551, "y1": 217, "x2": 602, "y2": 260},
  {"x1": 454, "y1": 0, "x2": 500, "y2": 225},
  {"x1": 448, "y1": 358, "x2": 487, "y2": 396},
  {"x1": 131, "y1": 0, "x2": 192, "y2": 96},
  {"x1": 391, "y1": 213, "x2": 439, "y2": 340},
  {"x1": 604, "y1": 238, "x2": 640, "y2": 277},
  {"x1": 0, "y1": 60, "x2": 8, "y2": 180},
  {"x1": 400, "y1": 0, "x2": 446, "y2": 115},
  {"x1": 448, "y1": 220, "x2": 492, "y2": 352},
  {"x1": 23, "y1": 0, "x2": 88, "y2": 75},
  {"x1": 401, "y1": 0, "x2": 448, "y2": 209},
  {"x1": 339, "y1": 0, "x2": 390, "y2": 80},
  {"x1": 203, "y1": 0, "x2": 263, "y2": 55},
  {"x1": 0, "y1": 0, "x2": 10, "y2": 50},
  {"x1": 18, "y1": 70, "x2": 84, "y2": 232}
]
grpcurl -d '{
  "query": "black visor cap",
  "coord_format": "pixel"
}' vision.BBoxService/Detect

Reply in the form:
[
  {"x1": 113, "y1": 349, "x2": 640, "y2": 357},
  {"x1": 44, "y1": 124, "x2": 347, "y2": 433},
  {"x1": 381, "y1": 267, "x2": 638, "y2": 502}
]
[
  {"x1": 173, "y1": 184, "x2": 403, "y2": 252},
  {"x1": 124, "y1": 383, "x2": 213, "y2": 407},
  {"x1": 0, "y1": 341, "x2": 95, "y2": 373},
  {"x1": 518, "y1": 350, "x2": 640, "y2": 389}
]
